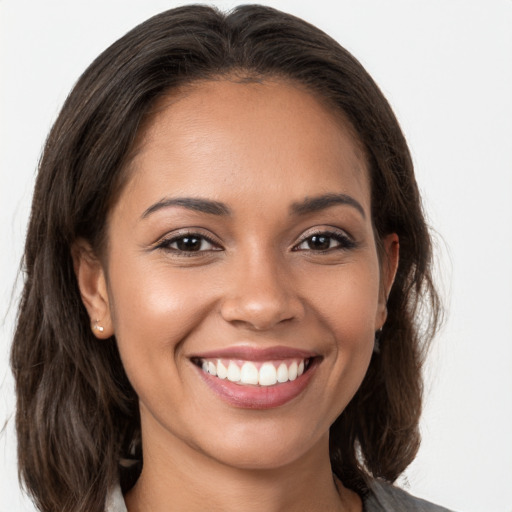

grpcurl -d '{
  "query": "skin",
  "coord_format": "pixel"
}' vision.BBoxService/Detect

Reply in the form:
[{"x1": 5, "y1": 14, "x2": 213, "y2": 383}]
[{"x1": 74, "y1": 79, "x2": 399, "y2": 512}]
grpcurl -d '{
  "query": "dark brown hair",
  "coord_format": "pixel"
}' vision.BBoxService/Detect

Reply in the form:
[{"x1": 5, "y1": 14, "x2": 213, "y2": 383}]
[{"x1": 11, "y1": 5, "x2": 441, "y2": 511}]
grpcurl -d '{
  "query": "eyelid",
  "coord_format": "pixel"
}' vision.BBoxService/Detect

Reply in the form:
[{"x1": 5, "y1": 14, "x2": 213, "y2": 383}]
[
  {"x1": 292, "y1": 227, "x2": 356, "y2": 251},
  {"x1": 152, "y1": 228, "x2": 223, "y2": 252}
]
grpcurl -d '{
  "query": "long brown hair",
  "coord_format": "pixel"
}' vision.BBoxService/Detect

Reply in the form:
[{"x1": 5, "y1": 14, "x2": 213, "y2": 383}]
[{"x1": 11, "y1": 5, "x2": 441, "y2": 511}]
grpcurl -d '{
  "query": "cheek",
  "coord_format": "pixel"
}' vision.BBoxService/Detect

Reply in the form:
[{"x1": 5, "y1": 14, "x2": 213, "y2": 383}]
[
  {"x1": 106, "y1": 262, "x2": 214, "y2": 384},
  {"x1": 303, "y1": 260, "x2": 380, "y2": 399},
  {"x1": 304, "y1": 260, "x2": 381, "y2": 338}
]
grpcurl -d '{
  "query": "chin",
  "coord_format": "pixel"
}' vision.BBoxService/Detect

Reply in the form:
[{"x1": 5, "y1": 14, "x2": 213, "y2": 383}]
[{"x1": 190, "y1": 417, "x2": 329, "y2": 472}]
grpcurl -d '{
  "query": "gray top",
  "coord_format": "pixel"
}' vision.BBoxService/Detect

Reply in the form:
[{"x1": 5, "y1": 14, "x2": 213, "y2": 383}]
[
  {"x1": 366, "y1": 479, "x2": 455, "y2": 511},
  {"x1": 106, "y1": 479, "x2": 455, "y2": 511}
]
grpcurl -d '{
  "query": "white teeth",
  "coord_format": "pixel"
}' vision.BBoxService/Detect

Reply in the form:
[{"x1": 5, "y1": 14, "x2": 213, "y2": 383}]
[
  {"x1": 207, "y1": 361, "x2": 217, "y2": 376},
  {"x1": 240, "y1": 362, "x2": 259, "y2": 385},
  {"x1": 217, "y1": 360, "x2": 228, "y2": 379},
  {"x1": 276, "y1": 362, "x2": 288, "y2": 383},
  {"x1": 200, "y1": 358, "x2": 311, "y2": 386},
  {"x1": 288, "y1": 361, "x2": 298, "y2": 381},
  {"x1": 227, "y1": 361, "x2": 241, "y2": 382},
  {"x1": 258, "y1": 363, "x2": 277, "y2": 386}
]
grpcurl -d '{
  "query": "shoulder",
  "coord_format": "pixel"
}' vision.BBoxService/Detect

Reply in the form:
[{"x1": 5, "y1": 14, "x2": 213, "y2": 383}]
[
  {"x1": 106, "y1": 478, "x2": 456, "y2": 512},
  {"x1": 364, "y1": 479, "x2": 456, "y2": 512}
]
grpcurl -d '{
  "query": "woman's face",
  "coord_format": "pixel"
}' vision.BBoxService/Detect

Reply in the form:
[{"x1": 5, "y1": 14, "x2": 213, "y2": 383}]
[{"x1": 82, "y1": 79, "x2": 397, "y2": 471}]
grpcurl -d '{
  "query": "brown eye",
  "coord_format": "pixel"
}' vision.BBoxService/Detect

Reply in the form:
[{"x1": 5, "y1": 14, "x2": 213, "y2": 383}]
[
  {"x1": 157, "y1": 233, "x2": 220, "y2": 253},
  {"x1": 175, "y1": 236, "x2": 203, "y2": 251},
  {"x1": 306, "y1": 235, "x2": 332, "y2": 251},
  {"x1": 294, "y1": 230, "x2": 356, "y2": 252}
]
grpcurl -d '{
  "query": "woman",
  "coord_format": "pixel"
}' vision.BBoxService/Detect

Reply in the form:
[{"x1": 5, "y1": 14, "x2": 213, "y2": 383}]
[{"x1": 11, "y1": 5, "x2": 449, "y2": 511}]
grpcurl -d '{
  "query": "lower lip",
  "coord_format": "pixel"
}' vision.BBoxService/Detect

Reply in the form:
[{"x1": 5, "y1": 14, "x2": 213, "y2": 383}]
[{"x1": 195, "y1": 361, "x2": 317, "y2": 409}]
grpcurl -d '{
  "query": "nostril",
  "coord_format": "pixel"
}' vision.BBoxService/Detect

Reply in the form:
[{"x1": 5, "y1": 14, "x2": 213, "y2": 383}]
[{"x1": 220, "y1": 298, "x2": 300, "y2": 330}]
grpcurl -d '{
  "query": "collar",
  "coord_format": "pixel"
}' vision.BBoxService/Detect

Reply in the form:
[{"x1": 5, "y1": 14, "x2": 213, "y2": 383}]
[{"x1": 105, "y1": 483, "x2": 127, "y2": 512}]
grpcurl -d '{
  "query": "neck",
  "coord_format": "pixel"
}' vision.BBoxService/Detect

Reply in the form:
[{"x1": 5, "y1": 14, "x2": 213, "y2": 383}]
[{"x1": 124, "y1": 421, "x2": 361, "y2": 512}]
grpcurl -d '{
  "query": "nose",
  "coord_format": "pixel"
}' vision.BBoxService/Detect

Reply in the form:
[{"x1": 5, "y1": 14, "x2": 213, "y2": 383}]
[{"x1": 219, "y1": 254, "x2": 305, "y2": 331}]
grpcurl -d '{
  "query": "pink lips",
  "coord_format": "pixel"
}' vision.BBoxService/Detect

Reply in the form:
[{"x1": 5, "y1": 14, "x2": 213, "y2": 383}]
[
  {"x1": 191, "y1": 346, "x2": 319, "y2": 409},
  {"x1": 193, "y1": 345, "x2": 317, "y2": 361}
]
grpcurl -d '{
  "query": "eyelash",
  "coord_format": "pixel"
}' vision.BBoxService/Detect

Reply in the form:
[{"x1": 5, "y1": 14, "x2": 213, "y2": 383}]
[
  {"x1": 292, "y1": 229, "x2": 356, "y2": 253},
  {"x1": 154, "y1": 228, "x2": 355, "y2": 256},
  {"x1": 155, "y1": 232, "x2": 221, "y2": 256}
]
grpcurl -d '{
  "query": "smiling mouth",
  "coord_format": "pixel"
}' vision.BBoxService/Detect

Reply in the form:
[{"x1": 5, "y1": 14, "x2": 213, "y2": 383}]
[{"x1": 191, "y1": 357, "x2": 315, "y2": 387}]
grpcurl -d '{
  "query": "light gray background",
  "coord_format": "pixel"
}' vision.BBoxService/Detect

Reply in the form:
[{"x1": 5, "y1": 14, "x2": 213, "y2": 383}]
[{"x1": 1, "y1": 1, "x2": 511, "y2": 511}]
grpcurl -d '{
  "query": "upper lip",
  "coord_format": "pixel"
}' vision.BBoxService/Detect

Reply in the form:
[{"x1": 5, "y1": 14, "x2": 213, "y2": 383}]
[{"x1": 190, "y1": 345, "x2": 319, "y2": 361}]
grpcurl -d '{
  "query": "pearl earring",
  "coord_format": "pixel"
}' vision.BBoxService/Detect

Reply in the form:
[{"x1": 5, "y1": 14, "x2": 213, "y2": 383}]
[{"x1": 94, "y1": 320, "x2": 104, "y2": 333}]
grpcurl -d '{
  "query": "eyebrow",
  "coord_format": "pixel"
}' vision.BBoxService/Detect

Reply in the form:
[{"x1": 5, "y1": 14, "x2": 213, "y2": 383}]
[
  {"x1": 290, "y1": 193, "x2": 366, "y2": 219},
  {"x1": 141, "y1": 197, "x2": 231, "y2": 219}
]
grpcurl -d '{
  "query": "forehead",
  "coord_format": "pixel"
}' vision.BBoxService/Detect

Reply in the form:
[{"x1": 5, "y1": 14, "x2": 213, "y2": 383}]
[{"x1": 121, "y1": 78, "x2": 370, "y2": 215}]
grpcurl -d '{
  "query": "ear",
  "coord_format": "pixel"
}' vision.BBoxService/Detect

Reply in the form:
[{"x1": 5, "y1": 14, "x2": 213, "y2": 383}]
[
  {"x1": 71, "y1": 238, "x2": 114, "y2": 339},
  {"x1": 375, "y1": 233, "x2": 399, "y2": 330}
]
